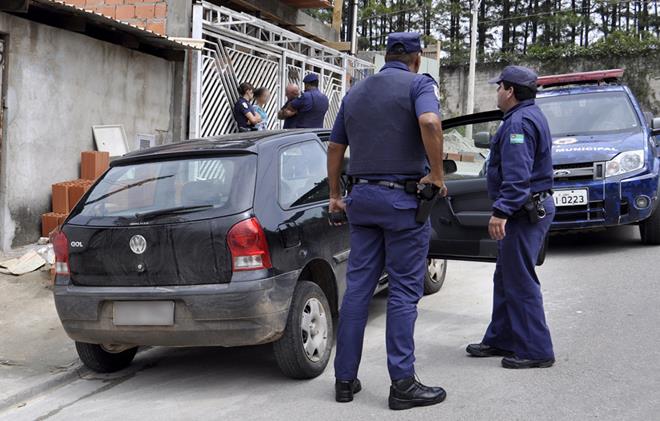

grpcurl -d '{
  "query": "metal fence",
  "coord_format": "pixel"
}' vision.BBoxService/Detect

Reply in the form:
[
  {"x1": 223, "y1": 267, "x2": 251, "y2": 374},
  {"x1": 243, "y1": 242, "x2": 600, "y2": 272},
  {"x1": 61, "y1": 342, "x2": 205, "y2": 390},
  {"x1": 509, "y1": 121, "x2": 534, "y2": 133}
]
[{"x1": 189, "y1": 3, "x2": 374, "y2": 138}]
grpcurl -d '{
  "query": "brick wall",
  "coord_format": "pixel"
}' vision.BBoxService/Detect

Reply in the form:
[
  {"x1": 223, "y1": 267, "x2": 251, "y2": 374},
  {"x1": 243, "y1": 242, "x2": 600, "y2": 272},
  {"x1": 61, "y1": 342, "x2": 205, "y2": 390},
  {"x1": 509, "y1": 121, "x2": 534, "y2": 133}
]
[{"x1": 63, "y1": 0, "x2": 168, "y2": 35}]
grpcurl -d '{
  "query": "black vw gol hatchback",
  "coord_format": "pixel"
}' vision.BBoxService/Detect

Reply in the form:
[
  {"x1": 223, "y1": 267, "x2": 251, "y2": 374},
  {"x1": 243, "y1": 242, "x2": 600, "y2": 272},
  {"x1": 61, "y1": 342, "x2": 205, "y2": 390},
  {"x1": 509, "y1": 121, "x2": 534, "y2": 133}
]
[{"x1": 53, "y1": 126, "x2": 502, "y2": 379}]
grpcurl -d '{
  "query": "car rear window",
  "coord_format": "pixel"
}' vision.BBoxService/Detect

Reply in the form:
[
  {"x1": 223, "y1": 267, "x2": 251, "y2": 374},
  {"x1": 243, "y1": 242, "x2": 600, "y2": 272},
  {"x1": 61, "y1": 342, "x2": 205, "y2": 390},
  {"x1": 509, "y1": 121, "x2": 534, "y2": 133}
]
[
  {"x1": 73, "y1": 154, "x2": 256, "y2": 224},
  {"x1": 537, "y1": 91, "x2": 640, "y2": 137}
]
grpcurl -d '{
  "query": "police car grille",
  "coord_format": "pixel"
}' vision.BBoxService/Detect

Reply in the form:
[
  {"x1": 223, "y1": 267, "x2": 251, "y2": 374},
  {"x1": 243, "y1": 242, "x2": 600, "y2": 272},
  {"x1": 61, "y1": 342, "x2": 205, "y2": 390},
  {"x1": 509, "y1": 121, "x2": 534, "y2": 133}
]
[
  {"x1": 553, "y1": 162, "x2": 604, "y2": 181},
  {"x1": 554, "y1": 200, "x2": 606, "y2": 223}
]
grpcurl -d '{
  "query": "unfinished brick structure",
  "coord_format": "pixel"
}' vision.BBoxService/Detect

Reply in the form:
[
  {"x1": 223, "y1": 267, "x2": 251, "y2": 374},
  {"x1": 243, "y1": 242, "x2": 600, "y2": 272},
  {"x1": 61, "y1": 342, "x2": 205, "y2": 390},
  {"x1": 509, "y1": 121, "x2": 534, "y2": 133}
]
[{"x1": 62, "y1": 0, "x2": 168, "y2": 35}]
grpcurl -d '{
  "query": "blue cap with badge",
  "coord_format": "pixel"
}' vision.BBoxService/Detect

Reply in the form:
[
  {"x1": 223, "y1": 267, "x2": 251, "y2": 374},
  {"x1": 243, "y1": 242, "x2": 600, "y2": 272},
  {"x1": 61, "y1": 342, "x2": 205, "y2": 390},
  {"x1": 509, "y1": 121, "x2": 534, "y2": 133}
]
[
  {"x1": 302, "y1": 73, "x2": 319, "y2": 83},
  {"x1": 386, "y1": 32, "x2": 422, "y2": 54},
  {"x1": 488, "y1": 65, "x2": 538, "y2": 90}
]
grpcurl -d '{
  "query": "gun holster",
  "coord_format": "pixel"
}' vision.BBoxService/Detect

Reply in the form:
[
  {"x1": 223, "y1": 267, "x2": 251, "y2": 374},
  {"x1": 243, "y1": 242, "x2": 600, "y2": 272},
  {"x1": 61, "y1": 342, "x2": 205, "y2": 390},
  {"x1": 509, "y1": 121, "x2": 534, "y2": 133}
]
[{"x1": 415, "y1": 183, "x2": 440, "y2": 223}]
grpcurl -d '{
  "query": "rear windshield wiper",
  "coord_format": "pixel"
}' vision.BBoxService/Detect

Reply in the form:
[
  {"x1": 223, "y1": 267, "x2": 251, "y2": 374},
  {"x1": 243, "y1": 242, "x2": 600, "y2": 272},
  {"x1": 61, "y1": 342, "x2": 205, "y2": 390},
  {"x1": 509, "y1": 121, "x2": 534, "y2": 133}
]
[{"x1": 134, "y1": 205, "x2": 214, "y2": 220}]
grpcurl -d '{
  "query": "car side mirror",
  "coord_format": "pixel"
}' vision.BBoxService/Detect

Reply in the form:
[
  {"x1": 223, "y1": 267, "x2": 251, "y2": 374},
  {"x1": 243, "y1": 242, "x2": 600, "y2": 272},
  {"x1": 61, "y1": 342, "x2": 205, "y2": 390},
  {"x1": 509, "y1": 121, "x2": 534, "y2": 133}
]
[
  {"x1": 443, "y1": 159, "x2": 457, "y2": 175},
  {"x1": 652, "y1": 117, "x2": 660, "y2": 137},
  {"x1": 474, "y1": 132, "x2": 491, "y2": 149}
]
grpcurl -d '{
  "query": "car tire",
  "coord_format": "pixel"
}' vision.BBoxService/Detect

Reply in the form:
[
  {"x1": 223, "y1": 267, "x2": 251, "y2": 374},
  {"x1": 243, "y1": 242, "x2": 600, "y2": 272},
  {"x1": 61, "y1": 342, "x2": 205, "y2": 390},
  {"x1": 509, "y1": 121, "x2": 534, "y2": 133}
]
[
  {"x1": 640, "y1": 204, "x2": 660, "y2": 245},
  {"x1": 273, "y1": 281, "x2": 333, "y2": 379},
  {"x1": 75, "y1": 342, "x2": 138, "y2": 373},
  {"x1": 424, "y1": 259, "x2": 447, "y2": 295}
]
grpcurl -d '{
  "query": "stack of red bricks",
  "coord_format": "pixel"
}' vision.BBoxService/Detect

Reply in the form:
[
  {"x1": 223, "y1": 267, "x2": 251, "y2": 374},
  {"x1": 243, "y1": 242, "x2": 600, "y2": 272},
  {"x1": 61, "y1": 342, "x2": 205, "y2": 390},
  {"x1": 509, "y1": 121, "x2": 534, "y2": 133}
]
[
  {"x1": 62, "y1": 0, "x2": 168, "y2": 35},
  {"x1": 41, "y1": 152, "x2": 110, "y2": 237}
]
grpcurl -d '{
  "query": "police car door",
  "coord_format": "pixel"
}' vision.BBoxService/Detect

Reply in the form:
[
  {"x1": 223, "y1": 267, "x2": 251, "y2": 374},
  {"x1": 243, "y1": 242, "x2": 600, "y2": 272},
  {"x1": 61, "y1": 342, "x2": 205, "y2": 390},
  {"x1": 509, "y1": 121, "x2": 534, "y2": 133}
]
[{"x1": 428, "y1": 111, "x2": 503, "y2": 262}]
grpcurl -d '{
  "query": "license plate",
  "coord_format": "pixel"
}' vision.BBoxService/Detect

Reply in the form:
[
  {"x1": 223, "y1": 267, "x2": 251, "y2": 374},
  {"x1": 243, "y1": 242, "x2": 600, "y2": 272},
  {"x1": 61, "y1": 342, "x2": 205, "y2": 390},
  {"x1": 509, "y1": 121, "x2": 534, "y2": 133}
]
[
  {"x1": 553, "y1": 189, "x2": 588, "y2": 207},
  {"x1": 113, "y1": 301, "x2": 174, "y2": 326}
]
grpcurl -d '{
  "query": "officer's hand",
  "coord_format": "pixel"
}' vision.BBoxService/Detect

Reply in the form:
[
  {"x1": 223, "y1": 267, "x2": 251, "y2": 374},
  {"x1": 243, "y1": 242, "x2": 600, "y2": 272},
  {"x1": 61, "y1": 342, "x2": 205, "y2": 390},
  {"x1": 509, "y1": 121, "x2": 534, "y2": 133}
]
[
  {"x1": 488, "y1": 216, "x2": 507, "y2": 240},
  {"x1": 418, "y1": 174, "x2": 448, "y2": 197},
  {"x1": 328, "y1": 198, "x2": 347, "y2": 226}
]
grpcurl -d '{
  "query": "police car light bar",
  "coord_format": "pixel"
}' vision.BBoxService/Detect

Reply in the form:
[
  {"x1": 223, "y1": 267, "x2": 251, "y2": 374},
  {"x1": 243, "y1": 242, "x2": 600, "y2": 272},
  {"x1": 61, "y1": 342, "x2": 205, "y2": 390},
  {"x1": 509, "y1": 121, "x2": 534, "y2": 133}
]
[{"x1": 537, "y1": 69, "x2": 624, "y2": 87}]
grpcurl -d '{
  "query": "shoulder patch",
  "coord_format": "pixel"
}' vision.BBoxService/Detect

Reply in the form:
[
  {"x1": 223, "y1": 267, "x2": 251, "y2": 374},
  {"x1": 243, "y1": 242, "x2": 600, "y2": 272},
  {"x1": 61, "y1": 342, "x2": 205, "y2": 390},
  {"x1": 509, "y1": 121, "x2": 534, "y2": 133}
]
[
  {"x1": 510, "y1": 133, "x2": 525, "y2": 144},
  {"x1": 242, "y1": 102, "x2": 248, "y2": 109}
]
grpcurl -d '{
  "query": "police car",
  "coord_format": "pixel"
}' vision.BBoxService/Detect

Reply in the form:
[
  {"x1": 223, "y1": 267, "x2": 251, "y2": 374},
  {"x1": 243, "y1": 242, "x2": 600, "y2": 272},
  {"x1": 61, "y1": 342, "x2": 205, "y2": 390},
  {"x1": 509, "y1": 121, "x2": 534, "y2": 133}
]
[
  {"x1": 537, "y1": 69, "x2": 660, "y2": 243},
  {"x1": 454, "y1": 69, "x2": 660, "y2": 248}
]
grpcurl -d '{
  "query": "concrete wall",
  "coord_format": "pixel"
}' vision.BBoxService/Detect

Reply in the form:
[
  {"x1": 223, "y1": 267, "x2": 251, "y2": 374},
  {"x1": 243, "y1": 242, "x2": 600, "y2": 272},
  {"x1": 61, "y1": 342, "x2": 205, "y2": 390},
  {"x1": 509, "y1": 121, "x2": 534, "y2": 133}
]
[
  {"x1": 440, "y1": 56, "x2": 660, "y2": 118},
  {"x1": 0, "y1": 12, "x2": 174, "y2": 249}
]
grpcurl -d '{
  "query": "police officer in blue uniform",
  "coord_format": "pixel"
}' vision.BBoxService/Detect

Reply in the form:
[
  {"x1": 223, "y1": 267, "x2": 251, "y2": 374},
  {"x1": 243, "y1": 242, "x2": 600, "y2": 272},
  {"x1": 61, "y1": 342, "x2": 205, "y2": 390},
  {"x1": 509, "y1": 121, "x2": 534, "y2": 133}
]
[
  {"x1": 466, "y1": 65, "x2": 556, "y2": 369},
  {"x1": 281, "y1": 74, "x2": 329, "y2": 128},
  {"x1": 233, "y1": 82, "x2": 261, "y2": 131},
  {"x1": 327, "y1": 32, "x2": 447, "y2": 410}
]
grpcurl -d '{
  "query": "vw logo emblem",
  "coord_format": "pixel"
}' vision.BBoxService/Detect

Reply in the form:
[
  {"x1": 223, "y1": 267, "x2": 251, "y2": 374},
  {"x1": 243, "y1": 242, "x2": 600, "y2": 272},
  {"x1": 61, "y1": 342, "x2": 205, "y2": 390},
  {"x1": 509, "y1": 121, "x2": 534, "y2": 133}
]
[{"x1": 129, "y1": 235, "x2": 147, "y2": 255}]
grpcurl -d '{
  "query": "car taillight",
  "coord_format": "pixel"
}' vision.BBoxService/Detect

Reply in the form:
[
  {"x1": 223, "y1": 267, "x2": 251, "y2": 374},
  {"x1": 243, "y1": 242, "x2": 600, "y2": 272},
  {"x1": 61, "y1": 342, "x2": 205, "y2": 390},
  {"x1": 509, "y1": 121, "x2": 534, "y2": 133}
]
[
  {"x1": 227, "y1": 218, "x2": 272, "y2": 271},
  {"x1": 51, "y1": 230, "x2": 70, "y2": 275}
]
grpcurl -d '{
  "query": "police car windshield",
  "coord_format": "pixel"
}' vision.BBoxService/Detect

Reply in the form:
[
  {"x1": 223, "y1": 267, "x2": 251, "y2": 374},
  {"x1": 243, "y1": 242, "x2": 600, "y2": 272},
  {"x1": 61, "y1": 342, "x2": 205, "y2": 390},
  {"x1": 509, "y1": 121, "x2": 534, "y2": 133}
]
[{"x1": 536, "y1": 91, "x2": 640, "y2": 137}]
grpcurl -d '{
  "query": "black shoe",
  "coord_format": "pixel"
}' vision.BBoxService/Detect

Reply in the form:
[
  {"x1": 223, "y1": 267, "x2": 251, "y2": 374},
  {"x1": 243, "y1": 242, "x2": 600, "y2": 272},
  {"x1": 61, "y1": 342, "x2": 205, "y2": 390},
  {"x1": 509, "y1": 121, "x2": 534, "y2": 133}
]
[
  {"x1": 466, "y1": 343, "x2": 514, "y2": 358},
  {"x1": 501, "y1": 356, "x2": 555, "y2": 369},
  {"x1": 388, "y1": 376, "x2": 446, "y2": 410},
  {"x1": 335, "y1": 378, "x2": 362, "y2": 403}
]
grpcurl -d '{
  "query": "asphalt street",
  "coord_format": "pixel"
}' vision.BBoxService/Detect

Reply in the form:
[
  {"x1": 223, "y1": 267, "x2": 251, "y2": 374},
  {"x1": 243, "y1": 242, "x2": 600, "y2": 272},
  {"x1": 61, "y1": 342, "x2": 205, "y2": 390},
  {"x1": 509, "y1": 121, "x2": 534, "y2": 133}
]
[{"x1": 2, "y1": 225, "x2": 659, "y2": 421}]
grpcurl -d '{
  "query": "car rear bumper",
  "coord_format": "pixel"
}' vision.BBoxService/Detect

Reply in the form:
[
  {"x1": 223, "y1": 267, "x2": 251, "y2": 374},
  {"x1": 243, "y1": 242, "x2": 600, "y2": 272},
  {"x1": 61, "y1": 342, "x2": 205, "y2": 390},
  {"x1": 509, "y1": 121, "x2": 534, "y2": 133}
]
[
  {"x1": 551, "y1": 172, "x2": 659, "y2": 230},
  {"x1": 54, "y1": 271, "x2": 300, "y2": 347}
]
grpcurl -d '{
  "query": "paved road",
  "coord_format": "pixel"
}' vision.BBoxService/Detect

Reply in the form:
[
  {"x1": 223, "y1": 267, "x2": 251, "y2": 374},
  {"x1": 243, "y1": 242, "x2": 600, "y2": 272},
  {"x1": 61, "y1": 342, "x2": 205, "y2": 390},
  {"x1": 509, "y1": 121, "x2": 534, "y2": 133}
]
[{"x1": 3, "y1": 226, "x2": 659, "y2": 420}]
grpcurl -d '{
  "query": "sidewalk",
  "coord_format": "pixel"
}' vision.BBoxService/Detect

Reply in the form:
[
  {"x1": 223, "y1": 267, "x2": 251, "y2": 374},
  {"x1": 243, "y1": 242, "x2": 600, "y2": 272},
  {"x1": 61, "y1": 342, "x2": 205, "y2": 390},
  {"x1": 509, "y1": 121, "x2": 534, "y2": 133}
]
[{"x1": 0, "y1": 265, "x2": 83, "y2": 411}]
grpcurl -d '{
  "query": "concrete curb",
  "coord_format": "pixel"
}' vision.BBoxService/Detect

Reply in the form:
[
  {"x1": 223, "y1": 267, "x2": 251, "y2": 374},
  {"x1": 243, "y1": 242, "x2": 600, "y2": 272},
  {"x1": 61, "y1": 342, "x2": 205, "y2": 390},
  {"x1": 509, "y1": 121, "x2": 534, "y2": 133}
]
[{"x1": 0, "y1": 364, "x2": 89, "y2": 412}]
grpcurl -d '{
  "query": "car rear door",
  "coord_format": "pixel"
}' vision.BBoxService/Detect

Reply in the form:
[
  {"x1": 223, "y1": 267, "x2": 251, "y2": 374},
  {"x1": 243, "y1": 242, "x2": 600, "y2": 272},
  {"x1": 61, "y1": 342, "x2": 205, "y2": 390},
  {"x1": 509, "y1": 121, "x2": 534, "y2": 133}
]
[{"x1": 429, "y1": 111, "x2": 503, "y2": 262}]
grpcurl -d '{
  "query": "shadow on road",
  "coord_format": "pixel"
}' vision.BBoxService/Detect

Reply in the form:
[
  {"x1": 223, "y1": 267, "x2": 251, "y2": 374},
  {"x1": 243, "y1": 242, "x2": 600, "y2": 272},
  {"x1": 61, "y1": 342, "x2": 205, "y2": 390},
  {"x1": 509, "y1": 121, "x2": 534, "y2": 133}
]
[{"x1": 547, "y1": 225, "x2": 646, "y2": 257}]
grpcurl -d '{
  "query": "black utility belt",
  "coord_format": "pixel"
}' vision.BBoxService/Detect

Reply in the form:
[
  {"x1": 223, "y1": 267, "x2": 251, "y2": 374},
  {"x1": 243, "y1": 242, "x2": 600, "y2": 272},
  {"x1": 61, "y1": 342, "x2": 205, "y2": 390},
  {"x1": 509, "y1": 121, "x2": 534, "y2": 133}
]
[
  {"x1": 349, "y1": 177, "x2": 441, "y2": 224},
  {"x1": 350, "y1": 177, "x2": 419, "y2": 194},
  {"x1": 511, "y1": 190, "x2": 553, "y2": 223}
]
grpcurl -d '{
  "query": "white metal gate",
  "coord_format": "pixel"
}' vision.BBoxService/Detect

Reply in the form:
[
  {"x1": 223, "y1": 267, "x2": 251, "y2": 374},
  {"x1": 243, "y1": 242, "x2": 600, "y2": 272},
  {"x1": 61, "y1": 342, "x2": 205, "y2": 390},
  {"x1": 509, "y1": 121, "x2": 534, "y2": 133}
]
[{"x1": 189, "y1": 3, "x2": 374, "y2": 138}]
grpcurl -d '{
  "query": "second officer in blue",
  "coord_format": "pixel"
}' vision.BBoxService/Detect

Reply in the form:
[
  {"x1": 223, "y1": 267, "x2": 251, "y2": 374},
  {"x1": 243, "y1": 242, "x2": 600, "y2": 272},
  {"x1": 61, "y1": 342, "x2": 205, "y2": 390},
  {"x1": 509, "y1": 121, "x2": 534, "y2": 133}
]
[
  {"x1": 327, "y1": 32, "x2": 447, "y2": 410},
  {"x1": 466, "y1": 65, "x2": 556, "y2": 369}
]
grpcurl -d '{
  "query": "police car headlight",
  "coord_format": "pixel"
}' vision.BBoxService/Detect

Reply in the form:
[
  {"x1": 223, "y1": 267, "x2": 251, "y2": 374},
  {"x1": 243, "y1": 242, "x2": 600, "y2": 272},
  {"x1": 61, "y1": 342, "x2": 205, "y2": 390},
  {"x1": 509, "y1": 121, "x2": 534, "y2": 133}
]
[{"x1": 606, "y1": 150, "x2": 645, "y2": 177}]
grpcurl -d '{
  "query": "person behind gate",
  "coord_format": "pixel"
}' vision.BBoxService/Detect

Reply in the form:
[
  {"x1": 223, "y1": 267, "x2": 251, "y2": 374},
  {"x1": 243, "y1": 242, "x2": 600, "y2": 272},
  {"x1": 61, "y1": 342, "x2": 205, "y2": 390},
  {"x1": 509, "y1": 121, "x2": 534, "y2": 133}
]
[
  {"x1": 465, "y1": 65, "x2": 556, "y2": 369},
  {"x1": 280, "y1": 74, "x2": 329, "y2": 128},
  {"x1": 326, "y1": 32, "x2": 448, "y2": 411}
]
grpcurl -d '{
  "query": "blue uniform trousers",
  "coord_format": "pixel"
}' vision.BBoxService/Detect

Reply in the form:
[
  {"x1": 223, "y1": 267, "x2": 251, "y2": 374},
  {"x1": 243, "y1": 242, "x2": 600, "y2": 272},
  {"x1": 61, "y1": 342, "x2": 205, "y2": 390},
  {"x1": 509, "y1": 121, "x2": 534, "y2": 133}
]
[
  {"x1": 482, "y1": 198, "x2": 555, "y2": 360},
  {"x1": 334, "y1": 184, "x2": 430, "y2": 381}
]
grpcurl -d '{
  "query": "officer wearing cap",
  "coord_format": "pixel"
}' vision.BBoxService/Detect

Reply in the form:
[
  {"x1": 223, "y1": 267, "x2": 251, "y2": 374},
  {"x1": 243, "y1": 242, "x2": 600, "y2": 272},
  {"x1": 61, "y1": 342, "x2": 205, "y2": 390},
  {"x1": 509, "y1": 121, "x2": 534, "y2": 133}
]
[
  {"x1": 466, "y1": 65, "x2": 556, "y2": 369},
  {"x1": 280, "y1": 73, "x2": 329, "y2": 128},
  {"x1": 327, "y1": 32, "x2": 447, "y2": 410}
]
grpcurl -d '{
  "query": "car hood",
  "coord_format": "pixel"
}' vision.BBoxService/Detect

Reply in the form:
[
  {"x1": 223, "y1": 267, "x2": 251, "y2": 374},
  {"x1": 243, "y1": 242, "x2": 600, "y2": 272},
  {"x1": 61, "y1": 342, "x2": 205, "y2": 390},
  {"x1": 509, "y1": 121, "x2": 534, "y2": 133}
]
[{"x1": 551, "y1": 131, "x2": 645, "y2": 165}]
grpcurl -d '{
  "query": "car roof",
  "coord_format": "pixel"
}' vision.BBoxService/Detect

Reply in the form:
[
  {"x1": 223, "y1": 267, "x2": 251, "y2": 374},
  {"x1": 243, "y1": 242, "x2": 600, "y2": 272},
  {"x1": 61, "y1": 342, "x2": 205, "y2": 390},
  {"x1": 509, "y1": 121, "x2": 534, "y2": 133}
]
[
  {"x1": 113, "y1": 129, "x2": 330, "y2": 166},
  {"x1": 537, "y1": 84, "x2": 627, "y2": 98}
]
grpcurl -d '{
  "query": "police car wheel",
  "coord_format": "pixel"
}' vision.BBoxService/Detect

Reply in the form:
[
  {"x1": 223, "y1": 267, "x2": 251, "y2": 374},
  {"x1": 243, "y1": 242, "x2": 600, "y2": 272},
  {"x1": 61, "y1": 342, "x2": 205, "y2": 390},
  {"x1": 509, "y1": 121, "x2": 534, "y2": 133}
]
[
  {"x1": 640, "y1": 204, "x2": 660, "y2": 245},
  {"x1": 424, "y1": 259, "x2": 447, "y2": 295},
  {"x1": 75, "y1": 341, "x2": 137, "y2": 373},
  {"x1": 273, "y1": 281, "x2": 333, "y2": 379}
]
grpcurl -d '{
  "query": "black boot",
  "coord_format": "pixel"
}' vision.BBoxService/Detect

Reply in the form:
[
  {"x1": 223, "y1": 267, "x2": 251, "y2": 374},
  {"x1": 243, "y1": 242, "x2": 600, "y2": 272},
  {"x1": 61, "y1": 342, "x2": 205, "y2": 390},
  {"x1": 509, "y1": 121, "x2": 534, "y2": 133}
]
[
  {"x1": 388, "y1": 376, "x2": 446, "y2": 410},
  {"x1": 335, "y1": 378, "x2": 362, "y2": 403},
  {"x1": 466, "y1": 343, "x2": 514, "y2": 358}
]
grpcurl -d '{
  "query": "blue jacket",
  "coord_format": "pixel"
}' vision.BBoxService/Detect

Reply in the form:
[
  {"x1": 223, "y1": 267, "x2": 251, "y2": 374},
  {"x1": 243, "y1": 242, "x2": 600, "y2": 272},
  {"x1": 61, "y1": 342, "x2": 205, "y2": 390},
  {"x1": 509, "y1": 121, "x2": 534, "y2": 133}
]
[
  {"x1": 487, "y1": 99, "x2": 554, "y2": 217},
  {"x1": 291, "y1": 88, "x2": 329, "y2": 128}
]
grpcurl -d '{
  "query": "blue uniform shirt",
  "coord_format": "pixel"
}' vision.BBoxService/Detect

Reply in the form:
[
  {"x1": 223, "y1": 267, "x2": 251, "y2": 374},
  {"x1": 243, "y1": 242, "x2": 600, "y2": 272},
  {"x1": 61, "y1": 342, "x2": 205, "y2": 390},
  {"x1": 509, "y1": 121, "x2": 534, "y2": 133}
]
[
  {"x1": 233, "y1": 97, "x2": 255, "y2": 129},
  {"x1": 330, "y1": 61, "x2": 441, "y2": 182},
  {"x1": 291, "y1": 88, "x2": 329, "y2": 128},
  {"x1": 487, "y1": 99, "x2": 554, "y2": 217}
]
